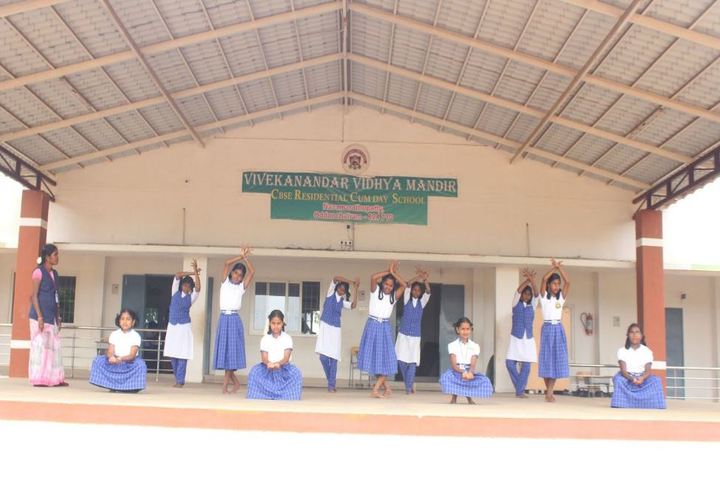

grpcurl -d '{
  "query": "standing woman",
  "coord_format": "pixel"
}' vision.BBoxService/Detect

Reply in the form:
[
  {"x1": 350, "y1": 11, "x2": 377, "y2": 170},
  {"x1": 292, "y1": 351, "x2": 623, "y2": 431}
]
[
  {"x1": 28, "y1": 243, "x2": 68, "y2": 387},
  {"x1": 358, "y1": 260, "x2": 407, "y2": 398},
  {"x1": 538, "y1": 258, "x2": 570, "y2": 402},
  {"x1": 214, "y1": 247, "x2": 255, "y2": 394}
]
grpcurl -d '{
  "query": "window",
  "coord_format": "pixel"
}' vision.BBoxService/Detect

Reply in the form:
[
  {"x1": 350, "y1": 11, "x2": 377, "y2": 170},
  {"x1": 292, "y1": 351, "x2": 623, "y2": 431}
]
[
  {"x1": 253, "y1": 281, "x2": 321, "y2": 334},
  {"x1": 301, "y1": 281, "x2": 321, "y2": 334},
  {"x1": 58, "y1": 276, "x2": 76, "y2": 324}
]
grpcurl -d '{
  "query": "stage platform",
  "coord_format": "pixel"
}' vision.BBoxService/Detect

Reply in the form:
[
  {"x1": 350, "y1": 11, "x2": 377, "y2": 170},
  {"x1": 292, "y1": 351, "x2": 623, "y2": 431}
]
[{"x1": 0, "y1": 377, "x2": 717, "y2": 441}]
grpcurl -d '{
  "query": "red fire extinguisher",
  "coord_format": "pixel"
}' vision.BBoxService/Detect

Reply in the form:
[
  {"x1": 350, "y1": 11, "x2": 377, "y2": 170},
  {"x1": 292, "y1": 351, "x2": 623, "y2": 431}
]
[{"x1": 580, "y1": 313, "x2": 594, "y2": 335}]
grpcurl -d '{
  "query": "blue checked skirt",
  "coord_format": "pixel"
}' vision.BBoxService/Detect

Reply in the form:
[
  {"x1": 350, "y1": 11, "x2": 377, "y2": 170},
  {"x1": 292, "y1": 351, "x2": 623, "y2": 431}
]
[
  {"x1": 611, "y1": 372, "x2": 666, "y2": 409},
  {"x1": 89, "y1": 356, "x2": 147, "y2": 391},
  {"x1": 439, "y1": 368, "x2": 493, "y2": 398},
  {"x1": 538, "y1": 323, "x2": 569, "y2": 379},
  {"x1": 246, "y1": 363, "x2": 303, "y2": 400},
  {"x1": 213, "y1": 313, "x2": 246, "y2": 371},
  {"x1": 358, "y1": 317, "x2": 397, "y2": 376}
]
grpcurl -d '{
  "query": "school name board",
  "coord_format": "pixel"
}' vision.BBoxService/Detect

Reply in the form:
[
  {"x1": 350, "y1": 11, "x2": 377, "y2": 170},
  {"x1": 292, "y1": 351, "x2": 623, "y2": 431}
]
[{"x1": 242, "y1": 171, "x2": 458, "y2": 225}]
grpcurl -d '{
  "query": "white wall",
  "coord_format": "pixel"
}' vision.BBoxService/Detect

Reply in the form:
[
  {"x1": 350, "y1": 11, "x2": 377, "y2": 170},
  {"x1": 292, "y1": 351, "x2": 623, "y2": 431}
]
[{"x1": 46, "y1": 106, "x2": 637, "y2": 261}]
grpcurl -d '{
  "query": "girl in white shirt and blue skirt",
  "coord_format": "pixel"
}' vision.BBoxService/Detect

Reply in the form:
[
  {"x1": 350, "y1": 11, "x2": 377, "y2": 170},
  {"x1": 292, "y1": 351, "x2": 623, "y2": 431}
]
[
  {"x1": 358, "y1": 260, "x2": 407, "y2": 398},
  {"x1": 214, "y1": 248, "x2": 255, "y2": 394},
  {"x1": 611, "y1": 323, "x2": 666, "y2": 409},
  {"x1": 439, "y1": 317, "x2": 493, "y2": 404},
  {"x1": 538, "y1": 258, "x2": 571, "y2": 402},
  {"x1": 89, "y1": 309, "x2": 147, "y2": 393},
  {"x1": 247, "y1": 310, "x2": 303, "y2": 401}
]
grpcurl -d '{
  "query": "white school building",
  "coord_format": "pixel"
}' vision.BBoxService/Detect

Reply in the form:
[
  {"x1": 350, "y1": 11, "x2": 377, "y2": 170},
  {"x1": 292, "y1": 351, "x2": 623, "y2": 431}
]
[{"x1": 0, "y1": 0, "x2": 719, "y2": 401}]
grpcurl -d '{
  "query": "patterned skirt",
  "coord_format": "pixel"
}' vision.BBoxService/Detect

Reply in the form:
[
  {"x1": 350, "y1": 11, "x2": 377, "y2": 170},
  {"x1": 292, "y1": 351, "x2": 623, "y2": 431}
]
[
  {"x1": 89, "y1": 356, "x2": 147, "y2": 392},
  {"x1": 358, "y1": 317, "x2": 397, "y2": 376},
  {"x1": 213, "y1": 313, "x2": 246, "y2": 371},
  {"x1": 28, "y1": 319, "x2": 65, "y2": 386},
  {"x1": 611, "y1": 372, "x2": 666, "y2": 409},
  {"x1": 246, "y1": 363, "x2": 303, "y2": 400},
  {"x1": 538, "y1": 323, "x2": 569, "y2": 379},
  {"x1": 439, "y1": 368, "x2": 493, "y2": 398}
]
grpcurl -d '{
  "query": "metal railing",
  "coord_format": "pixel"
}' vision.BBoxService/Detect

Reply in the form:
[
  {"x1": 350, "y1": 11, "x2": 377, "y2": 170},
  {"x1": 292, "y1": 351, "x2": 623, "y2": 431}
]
[
  {"x1": 0, "y1": 323, "x2": 172, "y2": 381},
  {"x1": 570, "y1": 362, "x2": 720, "y2": 401}
]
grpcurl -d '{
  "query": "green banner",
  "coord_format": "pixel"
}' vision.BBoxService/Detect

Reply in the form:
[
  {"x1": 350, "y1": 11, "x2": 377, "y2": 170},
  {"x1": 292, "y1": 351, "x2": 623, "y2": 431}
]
[{"x1": 242, "y1": 171, "x2": 458, "y2": 225}]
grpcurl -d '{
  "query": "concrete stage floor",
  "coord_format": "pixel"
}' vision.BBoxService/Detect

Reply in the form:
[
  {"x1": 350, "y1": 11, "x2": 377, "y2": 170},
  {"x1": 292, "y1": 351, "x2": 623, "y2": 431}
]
[{"x1": 1, "y1": 377, "x2": 718, "y2": 441}]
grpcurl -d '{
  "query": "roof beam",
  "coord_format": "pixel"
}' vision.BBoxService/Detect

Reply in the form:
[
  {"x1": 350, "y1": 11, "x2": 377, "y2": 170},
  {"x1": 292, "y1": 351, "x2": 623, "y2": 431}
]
[
  {"x1": 0, "y1": 1, "x2": 341, "y2": 94},
  {"x1": 0, "y1": 54, "x2": 341, "y2": 144},
  {"x1": 41, "y1": 93, "x2": 344, "y2": 172},
  {"x1": 100, "y1": 0, "x2": 204, "y2": 147},
  {"x1": 509, "y1": 0, "x2": 644, "y2": 164},
  {"x1": 348, "y1": 92, "x2": 648, "y2": 190},
  {"x1": 559, "y1": 0, "x2": 720, "y2": 51},
  {"x1": 0, "y1": 0, "x2": 67, "y2": 18},
  {"x1": 633, "y1": 144, "x2": 720, "y2": 210},
  {"x1": 349, "y1": 54, "x2": 692, "y2": 164},
  {"x1": 351, "y1": 2, "x2": 720, "y2": 125},
  {"x1": 0, "y1": 145, "x2": 57, "y2": 200}
]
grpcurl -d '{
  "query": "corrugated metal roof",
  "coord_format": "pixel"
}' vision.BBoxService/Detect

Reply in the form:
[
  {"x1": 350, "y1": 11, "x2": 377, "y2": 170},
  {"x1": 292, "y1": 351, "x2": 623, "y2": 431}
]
[{"x1": 0, "y1": 0, "x2": 717, "y2": 191}]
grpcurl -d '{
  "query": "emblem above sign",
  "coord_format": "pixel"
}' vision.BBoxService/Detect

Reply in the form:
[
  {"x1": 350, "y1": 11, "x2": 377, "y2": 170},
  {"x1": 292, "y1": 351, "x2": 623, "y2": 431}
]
[{"x1": 341, "y1": 144, "x2": 369, "y2": 174}]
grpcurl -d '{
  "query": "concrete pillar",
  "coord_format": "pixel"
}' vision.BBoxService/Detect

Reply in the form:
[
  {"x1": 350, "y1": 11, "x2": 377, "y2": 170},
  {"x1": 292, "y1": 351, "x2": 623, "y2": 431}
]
[
  {"x1": 185, "y1": 256, "x2": 208, "y2": 383},
  {"x1": 9, "y1": 190, "x2": 50, "y2": 378},
  {"x1": 635, "y1": 209, "x2": 666, "y2": 388},
  {"x1": 494, "y1": 266, "x2": 519, "y2": 394}
]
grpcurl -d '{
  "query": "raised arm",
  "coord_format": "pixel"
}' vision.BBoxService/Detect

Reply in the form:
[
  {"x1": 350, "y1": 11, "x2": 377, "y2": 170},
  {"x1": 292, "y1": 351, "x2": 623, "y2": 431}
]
[
  {"x1": 242, "y1": 250, "x2": 255, "y2": 289},
  {"x1": 333, "y1": 275, "x2": 352, "y2": 284},
  {"x1": 539, "y1": 266, "x2": 555, "y2": 297},
  {"x1": 222, "y1": 251, "x2": 247, "y2": 279},
  {"x1": 422, "y1": 272, "x2": 431, "y2": 295},
  {"x1": 370, "y1": 269, "x2": 391, "y2": 293},
  {"x1": 350, "y1": 278, "x2": 359, "y2": 309},
  {"x1": 191, "y1": 259, "x2": 201, "y2": 293},
  {"x1": 389, "y1": 261, "x2": 408, "y2": 301},
  {"x1": 554, "y1": 260, "x2": 570, "y2": 299}
]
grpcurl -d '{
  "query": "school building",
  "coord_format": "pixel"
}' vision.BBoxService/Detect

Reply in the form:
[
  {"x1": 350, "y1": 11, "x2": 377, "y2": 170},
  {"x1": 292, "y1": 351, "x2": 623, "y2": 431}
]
[{"x1": 0, "y1": 0, "x2": 719, "y2": 412}]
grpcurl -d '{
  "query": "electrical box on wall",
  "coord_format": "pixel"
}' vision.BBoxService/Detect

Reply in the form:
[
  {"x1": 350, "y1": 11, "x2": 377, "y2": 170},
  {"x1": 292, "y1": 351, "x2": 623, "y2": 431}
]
[{"x1": 613, "y1": 316, "x2": 620, "y2": 327}]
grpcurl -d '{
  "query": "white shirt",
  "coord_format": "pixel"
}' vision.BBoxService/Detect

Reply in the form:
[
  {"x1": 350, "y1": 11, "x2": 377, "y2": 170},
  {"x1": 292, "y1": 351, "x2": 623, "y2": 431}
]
[
  {"x1": 369, "y1": 286, "x2": 396, "y2": 319},
  {"x1": 172, "y1": 277, "x2": 199, "y2": 304},
  {"x1": 404, "y1": 288, "x2": 430, "y2": 309},
  {"x1": 539, "y1": 293, "x2": 564, "y2": 322},
  {"x1": 617, "y1": 344, "x2": 654, "y2": 374},
  {"x1": 220, "y1": 279, "x2": 245, "y2": 311},
  {"x1": 448, "y1": 338, "x2": 480, "y2": 365},
  {"x1": 326, "y1": 280, "x2": 352, "y2": 309},
  {"x1": 109, "y1": 329, "x2": 141, "y2": 357},
  {"x1": 260, "y1": 332, "x2": 293, "y2": 363},
  {"x1": 512, "y1": 291, "x2": 539, "y2": 309}
]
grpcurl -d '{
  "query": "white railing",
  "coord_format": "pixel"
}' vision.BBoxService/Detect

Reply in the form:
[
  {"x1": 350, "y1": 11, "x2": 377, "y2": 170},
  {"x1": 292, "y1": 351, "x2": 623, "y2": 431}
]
[
  {"x1": 0, "y1": 323, "x2": 171, "y2": 381},
  {"x1": 570, "y1": 362, "x2": 720, "y2": 401}
]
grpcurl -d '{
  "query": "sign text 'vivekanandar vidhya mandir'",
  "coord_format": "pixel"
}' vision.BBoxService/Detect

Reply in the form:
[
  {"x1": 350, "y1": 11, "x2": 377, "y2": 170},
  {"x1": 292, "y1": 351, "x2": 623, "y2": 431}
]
[{"x1": 242, "y1": 171, "x2": 458, "y2": 225}]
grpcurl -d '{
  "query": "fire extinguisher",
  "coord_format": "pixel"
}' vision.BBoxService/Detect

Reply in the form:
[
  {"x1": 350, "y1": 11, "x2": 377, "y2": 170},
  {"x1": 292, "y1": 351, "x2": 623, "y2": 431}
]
[{"x1": 580, "y1": 313, "x2": 594, "y2": 335}]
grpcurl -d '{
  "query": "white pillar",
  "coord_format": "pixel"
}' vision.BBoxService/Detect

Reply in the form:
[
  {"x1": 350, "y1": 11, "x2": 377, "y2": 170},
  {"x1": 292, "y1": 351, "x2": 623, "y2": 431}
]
[
  {"x1": 494, "y1": 266, "x2": 519, "y2": 394},
  {"x1": 185, "y1": 256, "x2": 208, "y2": 383}
]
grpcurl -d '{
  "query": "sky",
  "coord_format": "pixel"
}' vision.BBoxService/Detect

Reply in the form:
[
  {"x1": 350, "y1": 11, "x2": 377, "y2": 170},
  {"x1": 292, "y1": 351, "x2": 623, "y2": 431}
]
[{"x1": 1, "y1": 172, "x2": 719, "y2": 268}]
